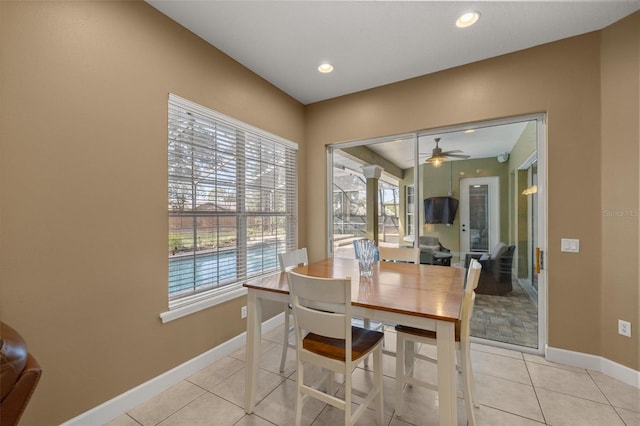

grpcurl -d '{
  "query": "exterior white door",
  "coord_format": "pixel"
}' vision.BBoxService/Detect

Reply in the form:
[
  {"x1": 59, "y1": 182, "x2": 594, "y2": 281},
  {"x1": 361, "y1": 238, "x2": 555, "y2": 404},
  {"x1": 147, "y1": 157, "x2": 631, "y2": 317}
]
[{"x1": 459, "y1": 176, "x2": 500, "y2": 255}]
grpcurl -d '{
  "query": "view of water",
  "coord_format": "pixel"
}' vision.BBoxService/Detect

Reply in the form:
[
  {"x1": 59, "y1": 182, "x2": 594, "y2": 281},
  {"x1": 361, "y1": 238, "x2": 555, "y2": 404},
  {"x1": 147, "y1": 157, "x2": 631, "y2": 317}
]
[{"x1": 169, "y1": 245, "x2": 280, "y2": 294}]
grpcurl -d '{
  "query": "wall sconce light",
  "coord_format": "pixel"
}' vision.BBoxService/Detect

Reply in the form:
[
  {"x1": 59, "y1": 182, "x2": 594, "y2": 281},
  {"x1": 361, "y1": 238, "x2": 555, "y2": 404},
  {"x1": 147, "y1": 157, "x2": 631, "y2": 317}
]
[{"x1": 522, "y1": 185, "x2": 538, "y2": 195}]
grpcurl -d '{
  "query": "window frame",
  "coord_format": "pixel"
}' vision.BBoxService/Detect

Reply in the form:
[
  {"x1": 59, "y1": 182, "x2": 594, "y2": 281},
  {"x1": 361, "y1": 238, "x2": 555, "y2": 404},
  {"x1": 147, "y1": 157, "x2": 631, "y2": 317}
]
[
  {"x1": 406, "y1": 184, "x2": 416, "y2": 240},
  {"x1": 161, "y1": 94, "x2": 298, "y2": 323}
]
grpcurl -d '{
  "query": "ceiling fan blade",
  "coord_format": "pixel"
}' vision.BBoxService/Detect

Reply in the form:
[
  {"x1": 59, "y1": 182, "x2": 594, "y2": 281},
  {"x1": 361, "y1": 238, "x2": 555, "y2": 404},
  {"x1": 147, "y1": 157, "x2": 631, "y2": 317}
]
[{"x1": 423, "y1": 138, "x2": 470, "y2": 162}]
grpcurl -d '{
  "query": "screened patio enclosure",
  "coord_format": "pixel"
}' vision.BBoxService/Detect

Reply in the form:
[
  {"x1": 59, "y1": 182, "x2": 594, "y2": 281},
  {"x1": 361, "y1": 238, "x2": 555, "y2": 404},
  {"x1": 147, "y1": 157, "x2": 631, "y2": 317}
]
[{"x1": 332, "y1": 149, "x2": 400, "y2": 258}]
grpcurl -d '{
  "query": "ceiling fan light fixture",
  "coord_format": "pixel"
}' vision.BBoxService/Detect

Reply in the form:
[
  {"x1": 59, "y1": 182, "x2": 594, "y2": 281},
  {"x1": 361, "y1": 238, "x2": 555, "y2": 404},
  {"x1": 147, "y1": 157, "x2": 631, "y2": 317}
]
[
  {"x1": 456, "y1": 11, "x2": 480, "y2": 28},
  {"x1": 425, "y1": 137, "x2": 469, "y2": 167}
]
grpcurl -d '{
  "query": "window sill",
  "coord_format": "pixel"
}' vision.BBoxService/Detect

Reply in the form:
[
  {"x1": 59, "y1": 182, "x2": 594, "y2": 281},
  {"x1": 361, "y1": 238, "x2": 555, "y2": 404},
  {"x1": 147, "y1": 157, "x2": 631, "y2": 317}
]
[{"x1": 159, "y1": 286, "x2": 248, "y2": 323}]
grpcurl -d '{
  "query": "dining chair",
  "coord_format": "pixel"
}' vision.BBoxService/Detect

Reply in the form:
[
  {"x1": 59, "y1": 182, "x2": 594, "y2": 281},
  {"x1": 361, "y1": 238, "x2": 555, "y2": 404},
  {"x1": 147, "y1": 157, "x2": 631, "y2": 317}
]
[
  {"x1": 287, "y1": 270, "x2": 385, "y2": 426},
  {"x1": 378, "y1": 246, "x2": 420, "y2": 264},
  {"x1": 278, "y1": 248, "x2": 309, "y2": 373},
  {"x1": 394, "y1": 259, "x2": 482, "y2": 425},
  {"x1": 377, "y1": 246, "x2": 420, "y2": 356}
]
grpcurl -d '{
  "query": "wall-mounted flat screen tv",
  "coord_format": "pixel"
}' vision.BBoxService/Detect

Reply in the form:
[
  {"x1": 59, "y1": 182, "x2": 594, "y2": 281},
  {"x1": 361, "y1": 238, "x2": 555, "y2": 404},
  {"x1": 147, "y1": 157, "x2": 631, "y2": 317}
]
[{"x1": 424, "y1": 196, "x2": 459, "y2": 225}]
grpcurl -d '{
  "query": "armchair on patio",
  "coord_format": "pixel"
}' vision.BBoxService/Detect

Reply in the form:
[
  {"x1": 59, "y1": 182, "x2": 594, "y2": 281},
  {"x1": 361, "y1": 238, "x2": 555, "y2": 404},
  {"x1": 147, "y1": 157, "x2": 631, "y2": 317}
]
[
  {"x1": 465, "y1": 242, "x2": 515, "y2": 295},
  {"x1": 418, "y1": 236, "x2": 451, "y2": 266}
]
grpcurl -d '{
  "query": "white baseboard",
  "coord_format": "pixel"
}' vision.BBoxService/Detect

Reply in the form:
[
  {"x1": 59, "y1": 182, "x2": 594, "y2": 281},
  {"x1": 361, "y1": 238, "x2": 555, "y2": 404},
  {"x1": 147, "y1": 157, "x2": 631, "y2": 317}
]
[
  {"x1": 546, "y1": 345, "x2": 640, "y2": 388},
  {"x1": 62, "y1": 316, "x2": 639, "y2": 425},
  {"x1": 61, "y1": 313, "x2": 285, "y2": 426}
]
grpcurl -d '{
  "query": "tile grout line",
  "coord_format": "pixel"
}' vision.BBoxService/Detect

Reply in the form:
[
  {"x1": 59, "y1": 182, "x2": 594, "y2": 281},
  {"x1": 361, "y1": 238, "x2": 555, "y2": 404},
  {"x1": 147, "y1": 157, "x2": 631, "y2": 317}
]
[
  {"x1": 523, "y1": 357, "x2": 549, "y2": 425},
  {"x1": 585, "y1": 369, "x2": 629, "y2": 425},
  {"x1": 526, "y1": 363, "x2": 618, "y2": 406}
]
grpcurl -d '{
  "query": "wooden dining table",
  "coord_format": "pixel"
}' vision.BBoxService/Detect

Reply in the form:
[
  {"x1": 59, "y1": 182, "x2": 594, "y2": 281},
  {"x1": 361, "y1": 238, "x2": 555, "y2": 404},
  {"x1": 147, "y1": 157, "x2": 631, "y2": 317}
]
[{"x1": 243, "y1": 257, "x2": 466, "y2": 425}]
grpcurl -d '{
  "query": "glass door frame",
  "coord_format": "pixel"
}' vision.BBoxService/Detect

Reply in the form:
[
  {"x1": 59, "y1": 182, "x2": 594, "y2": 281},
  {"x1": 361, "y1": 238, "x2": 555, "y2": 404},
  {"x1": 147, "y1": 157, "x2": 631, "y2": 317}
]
[
  {"x1": 414, "y1": 114, "x2": 547, "y2": 353},
  {"x1": 325, "y1": 114, "x2": 547, "y2": 353}
]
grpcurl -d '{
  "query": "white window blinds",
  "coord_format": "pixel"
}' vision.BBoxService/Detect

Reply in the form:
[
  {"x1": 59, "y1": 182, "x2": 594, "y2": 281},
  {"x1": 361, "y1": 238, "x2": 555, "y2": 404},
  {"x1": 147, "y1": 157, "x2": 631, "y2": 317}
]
[{"x1": 168, "y1": 94, "x2": 297, "y2": 308}]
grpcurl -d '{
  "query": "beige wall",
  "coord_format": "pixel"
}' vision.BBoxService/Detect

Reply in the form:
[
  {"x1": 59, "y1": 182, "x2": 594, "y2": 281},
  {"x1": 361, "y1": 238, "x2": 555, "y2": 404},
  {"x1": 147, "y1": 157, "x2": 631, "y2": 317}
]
[
  {"x1": 306, "y1": 29, "x2": 632, "y2": 369},
  {"x1": 600, "y1": 13, "x2": 640, "y2": 371},
  {"x1": 0, "y1": 2, "x2": 304, "y2": 424},
  {"x1": 1, "y1": 2, "x2": 638, "y2": 424}
]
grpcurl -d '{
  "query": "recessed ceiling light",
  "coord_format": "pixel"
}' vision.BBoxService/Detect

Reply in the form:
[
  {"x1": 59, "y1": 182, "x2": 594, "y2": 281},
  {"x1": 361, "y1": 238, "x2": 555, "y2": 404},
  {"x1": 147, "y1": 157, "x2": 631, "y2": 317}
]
[
  {"x1": 318, "y1": 63, "x2": 334, "y2": 73},
  {"x1": 456, "y1": 11, "x2": 480, "y2": 28},
  {"x1": 464, "y1": 129, "x2": 476, "y2": 134}
]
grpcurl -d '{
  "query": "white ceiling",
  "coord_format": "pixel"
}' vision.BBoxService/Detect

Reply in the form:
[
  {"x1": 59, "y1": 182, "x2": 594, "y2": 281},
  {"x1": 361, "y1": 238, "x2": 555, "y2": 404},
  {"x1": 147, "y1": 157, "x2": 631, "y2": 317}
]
[
  {"x1": 147, "y1": 1, "x2": 639, "y2": 105},
  {"x1": 339, "y1": 119, "x2": 531, "y2": 175},
  {"x1": 385, "y1": 120, "x2": 531, "y2": 170},
  {"x1": 147, "y1": 1, "x2": 638, "y2": 171}
]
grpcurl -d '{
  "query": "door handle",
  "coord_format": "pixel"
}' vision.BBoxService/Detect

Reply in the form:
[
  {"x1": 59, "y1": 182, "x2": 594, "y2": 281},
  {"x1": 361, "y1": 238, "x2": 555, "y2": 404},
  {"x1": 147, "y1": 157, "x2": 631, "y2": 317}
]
[{"x1": 535, "y1": 248, "x2": 543, "y2": 273}]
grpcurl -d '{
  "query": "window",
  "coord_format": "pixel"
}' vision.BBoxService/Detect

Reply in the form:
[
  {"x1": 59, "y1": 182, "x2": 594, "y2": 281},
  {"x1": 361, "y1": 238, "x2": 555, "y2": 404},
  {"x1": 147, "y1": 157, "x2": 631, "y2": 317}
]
[
  {"x1": 166, "y1": 94, "x2": 297, "y2": 316},
  {"x1": 379, "y1": 181, "x2": 400, "y2": 242},
  {"x1": 406, "y1": 185, "x2": 415, "y2": 239}
]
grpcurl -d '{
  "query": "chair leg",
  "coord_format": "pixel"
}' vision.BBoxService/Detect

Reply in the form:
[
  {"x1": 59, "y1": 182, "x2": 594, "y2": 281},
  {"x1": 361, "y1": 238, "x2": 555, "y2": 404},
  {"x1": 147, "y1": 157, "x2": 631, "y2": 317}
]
[
  {"x1": 406, "y1": 340, "x2": 416, "y2": 382},
  {"x1": 344, "y1": 366, "x2": 352, "y2": 425},
  {"x1": 374, "y1": 347, "x2": 384, "y2": 426},
  {"x1": 325, "y1": 369, "x2": 335, "y2": 395},
  {"x1": 466, "y1": 346, "x2": 479, "y2": 408},
  {"x1": 395, "y1": 332, "x2": 406, "y2": 416},
  {"x1": 363, "y1": 318, "x2": 371, "y2": 367},
  {"x1": 280, "y1": 303, "x2": 290, "y2": 373},
  {"x1": 460, "y1": 344, "x2": 477, "y2": 426},
  {"x1": 295, "y1": 359, "x2": 304, "y2": 426}
]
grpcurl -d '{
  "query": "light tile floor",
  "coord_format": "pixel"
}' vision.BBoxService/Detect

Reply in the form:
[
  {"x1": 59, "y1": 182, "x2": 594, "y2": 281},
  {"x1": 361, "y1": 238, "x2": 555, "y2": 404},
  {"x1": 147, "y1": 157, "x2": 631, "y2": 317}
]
[{"x1": 107, "y1": 326, "x2": 640, "y2": 426}]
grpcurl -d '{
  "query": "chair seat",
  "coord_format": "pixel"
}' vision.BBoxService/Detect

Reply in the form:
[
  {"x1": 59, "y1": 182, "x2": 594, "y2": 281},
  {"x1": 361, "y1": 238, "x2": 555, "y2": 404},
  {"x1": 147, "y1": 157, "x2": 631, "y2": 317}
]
[
  {"x1": 303, "y1": 326, "x2": 384, "y2": 361},
  {"x1": 395, "y1": 323, "x2": 461, "y2": 341}
]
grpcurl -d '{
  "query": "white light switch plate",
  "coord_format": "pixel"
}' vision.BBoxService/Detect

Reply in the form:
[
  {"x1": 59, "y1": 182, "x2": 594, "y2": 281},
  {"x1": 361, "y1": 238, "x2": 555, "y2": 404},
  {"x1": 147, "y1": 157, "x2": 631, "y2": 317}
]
[{"x1": 561, "y1": 238, "x2": 580, "y2": 253}]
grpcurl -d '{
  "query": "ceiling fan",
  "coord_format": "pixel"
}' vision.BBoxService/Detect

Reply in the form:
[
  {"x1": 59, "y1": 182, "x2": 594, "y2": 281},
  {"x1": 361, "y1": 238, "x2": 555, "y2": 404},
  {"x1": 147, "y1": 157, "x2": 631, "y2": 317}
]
[{"x1": 422, "y1": 137, "x2": 470, "y2": 168}]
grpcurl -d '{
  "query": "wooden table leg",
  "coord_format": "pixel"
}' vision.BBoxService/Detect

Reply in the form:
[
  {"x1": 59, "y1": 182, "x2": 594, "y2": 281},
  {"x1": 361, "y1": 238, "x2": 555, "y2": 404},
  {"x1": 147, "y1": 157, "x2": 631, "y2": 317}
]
[{"x1": 245, "y1": 290, "x2": 262, "y2": 413}]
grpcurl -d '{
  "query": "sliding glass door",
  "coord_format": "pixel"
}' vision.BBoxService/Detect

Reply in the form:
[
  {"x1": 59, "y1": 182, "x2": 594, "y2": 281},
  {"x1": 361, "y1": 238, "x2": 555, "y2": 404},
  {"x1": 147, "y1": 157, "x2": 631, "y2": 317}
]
[{"x1": 326, "y1": 115, "x2": 546, "y2": 352}]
